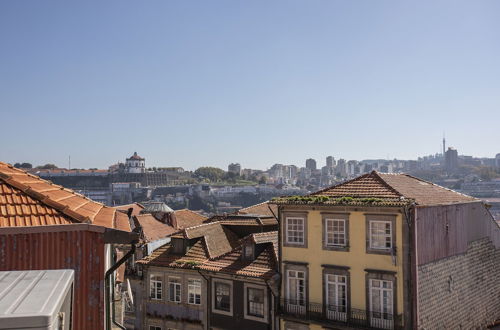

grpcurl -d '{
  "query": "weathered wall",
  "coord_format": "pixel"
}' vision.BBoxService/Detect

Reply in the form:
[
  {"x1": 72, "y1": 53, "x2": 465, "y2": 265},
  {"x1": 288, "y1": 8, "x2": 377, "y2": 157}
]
[
  {"x1": 0, "y1": 227, "x2": 106, "y2": 330},
  {"x1": 417, "y1": 238, "x2": 500, "y2": 329},
  {"x1": 416, "y1": 202, "x2": 500, "y2": 265}
]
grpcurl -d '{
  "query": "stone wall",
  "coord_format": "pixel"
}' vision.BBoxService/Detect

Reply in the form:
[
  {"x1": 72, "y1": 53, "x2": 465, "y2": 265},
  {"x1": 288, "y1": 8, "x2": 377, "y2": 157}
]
[{"x1": 417, "y1": 238, "x2": 500, "y2": 329}]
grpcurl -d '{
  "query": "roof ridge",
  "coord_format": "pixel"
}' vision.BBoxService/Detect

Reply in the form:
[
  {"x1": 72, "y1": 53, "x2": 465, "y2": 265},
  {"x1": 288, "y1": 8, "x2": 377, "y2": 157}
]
[
  {"x1": 0, "y1": 162, "x2": 109, "y2": 225},
  {"x1": 310, "y1": 171, "x2": 404, "y2": 198},
  {"x1": 239, "y1": 201, "x2": 269, "y2": 211},
  {"x1": 310, "y1": 172, "x2": 373, "y2": 196},
  {"x1": 370, "y1": 171, "x2": 405, "y2": 198}
]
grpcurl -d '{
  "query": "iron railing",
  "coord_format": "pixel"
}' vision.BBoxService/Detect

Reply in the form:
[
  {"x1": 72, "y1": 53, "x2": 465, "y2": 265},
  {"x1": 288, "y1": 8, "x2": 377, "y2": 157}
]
[{"x1": 280, "y1": 299, "x2": 402, "y2": 329}]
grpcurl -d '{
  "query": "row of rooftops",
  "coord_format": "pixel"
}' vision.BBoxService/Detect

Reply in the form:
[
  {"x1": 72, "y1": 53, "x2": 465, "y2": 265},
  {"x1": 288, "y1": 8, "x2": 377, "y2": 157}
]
[
  {"x1": 0, "y1": 162, "x2": 483, "y2": 281},
  {"x1": 136, "y1": 172, "x2": 482, "y2": 280}
]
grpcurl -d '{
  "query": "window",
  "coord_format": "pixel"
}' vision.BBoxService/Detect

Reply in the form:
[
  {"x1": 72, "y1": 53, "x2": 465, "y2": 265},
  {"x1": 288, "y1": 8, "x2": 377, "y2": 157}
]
[
  {"x1": 150, "y1": 275, "x2": 162, "y2": 300},
  {"x1": 369, "y1": 221, "x2": 392, "y2": 251},
  {"x1": 369, "y1": 279, "x2": 394, "y2": 329},
  {"x1": 244, "y1": 283, "x2": 268, "y2": 322},
  {"x1": 325, "y1": 219, "x2": 346, "y2": 247},
  {"x1": 188, "y1": 279, "x2": 201, "y2": 305},
  {"x1": 325, "y1": 274, "x2": 347, "y2": 321},
  {"x1": 168, "y1": 277, "x2": 181, "y2": 303},
  {"x1": 149, "y1": 325, "x2": 162, "y2": 330},
  {"x1": 286, "y1": 270, "x2": 305, "y2": 306},
  {"x1": 214, "y1": 282, "x2": 231, "y2": 312},
  {"x1": 244, "y1": 244, "x2": 254, "y2": 259},
  {"x1": 247, "y1": 287, "x2": 265, "y2": 317},
  {"x1": 286, "y1": 217, "x2": 305, "y2": 245}
]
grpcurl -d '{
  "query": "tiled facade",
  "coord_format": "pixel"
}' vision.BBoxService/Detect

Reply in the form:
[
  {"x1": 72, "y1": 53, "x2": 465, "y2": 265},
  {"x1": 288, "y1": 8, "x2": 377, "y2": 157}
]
[{"x1": 418, "y1": 238, "x2": 500, "y2": 329}]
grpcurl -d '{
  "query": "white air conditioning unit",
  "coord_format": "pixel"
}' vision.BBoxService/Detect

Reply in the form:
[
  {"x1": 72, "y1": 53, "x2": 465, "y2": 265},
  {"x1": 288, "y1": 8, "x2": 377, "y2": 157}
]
[{"x1": 0, "y1": 269, "x2": 74, "y2": 330}]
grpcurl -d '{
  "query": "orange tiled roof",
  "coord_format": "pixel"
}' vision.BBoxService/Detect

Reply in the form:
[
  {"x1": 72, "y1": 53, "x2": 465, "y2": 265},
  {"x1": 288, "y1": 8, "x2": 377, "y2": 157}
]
[
  {"x1": 134, "y1": 214, "x2": 178, "y2": 242},
  {"x1": 183, "y1": 222, "x2": 240, "y2": 259},
  {"x1": 138, "y1": 229, "x2": 277, "y2": 279},
  {"x1": 238, "y1": 202, "x2": 277, "y2": 217},
  {"x1": 114, "y1": 203, "x2": 144, "y2": 217},
  {"x1": 0, "y1": 162, "x2": 130, "y2": 231},
  {"x1": 133, "y1": 209, "x2": 207, "y2": 243},
  {"x1": 173, "y1": 209, "x2": 208, "y2": 228},
  {"x1": 310, "y1": 171, "x2": 477, "y2": 206}
]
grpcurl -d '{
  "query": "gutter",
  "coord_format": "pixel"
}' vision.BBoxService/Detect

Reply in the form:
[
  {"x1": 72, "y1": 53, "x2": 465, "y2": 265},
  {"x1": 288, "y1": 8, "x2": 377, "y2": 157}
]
[
  {"x1": 403, "y1": 203, "x2": 417, "y2": 330},
  {"x1": 196, "y1": 269, "x2": 211, "y2": 330},
  {"x1": 105, "y1": 243, "x2": 136, "y2": 330}
]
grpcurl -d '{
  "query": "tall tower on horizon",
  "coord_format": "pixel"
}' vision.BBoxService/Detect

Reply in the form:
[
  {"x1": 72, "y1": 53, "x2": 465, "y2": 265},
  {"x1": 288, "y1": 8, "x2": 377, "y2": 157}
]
[{"x1": 442, "y1": 133, "x2": 446, "y2": 156}]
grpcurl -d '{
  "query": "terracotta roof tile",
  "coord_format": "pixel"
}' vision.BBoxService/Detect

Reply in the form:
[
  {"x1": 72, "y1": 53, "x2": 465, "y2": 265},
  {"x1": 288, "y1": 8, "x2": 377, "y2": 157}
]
[
  {"x1": 114, "y1": 203, "x2": 144, "y2": 216},
  {"x1": 138, "y1": 229, "x2": 277, "y2": 279},
  {"x1": 238, "y1": 202, "x2": 278, "y2": 217},
  {"x1": 376, "y1": 173, "x2": 477, "y2": 205},
  {"x1": 173, "y1": 209, "x2": 208, "y2": 228},
  {"x1": 0, "y1": 162, "x2": 130, "y2": 231},
  {"x1": 134, "y1": 214, "x2": 178, "y2": 242},
  {"x1": 309, "y1": 171, "x2": 477, "y2": 206}
]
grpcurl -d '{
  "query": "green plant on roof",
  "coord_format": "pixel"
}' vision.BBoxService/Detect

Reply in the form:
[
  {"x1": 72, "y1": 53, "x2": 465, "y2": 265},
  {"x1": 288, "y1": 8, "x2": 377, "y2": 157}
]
[{"x1": 184, "y1": 260, "x2": 200, "y2": 268}]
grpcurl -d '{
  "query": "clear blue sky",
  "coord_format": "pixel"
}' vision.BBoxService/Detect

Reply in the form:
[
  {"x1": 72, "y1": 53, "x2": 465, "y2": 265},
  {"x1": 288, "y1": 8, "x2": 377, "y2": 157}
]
[{"x1": 1, "y1": 1, "x2": 499, "y2": 170}]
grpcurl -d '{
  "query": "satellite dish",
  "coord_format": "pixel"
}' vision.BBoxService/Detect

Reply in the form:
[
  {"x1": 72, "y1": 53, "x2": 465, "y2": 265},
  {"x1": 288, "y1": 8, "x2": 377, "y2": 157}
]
[{"x1": 127, "y1": 279, "x2": 134, "y2": 305}]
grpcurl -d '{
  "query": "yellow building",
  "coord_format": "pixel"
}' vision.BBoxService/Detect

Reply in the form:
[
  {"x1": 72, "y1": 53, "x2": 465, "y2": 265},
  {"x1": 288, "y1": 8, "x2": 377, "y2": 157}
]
[{"x1": 272, "y1": 170, "x2": 491, "y2": 330}]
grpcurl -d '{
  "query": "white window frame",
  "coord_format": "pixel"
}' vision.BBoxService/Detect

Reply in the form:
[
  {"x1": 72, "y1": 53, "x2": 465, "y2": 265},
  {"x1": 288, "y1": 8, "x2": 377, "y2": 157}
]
[
  {"x1": 188, "y1": 278, "x2": 201, "y2": 305},
  {"x1": 369, "y1": 220, "x2": 392, "y2": 251},
  {"x1": 244, "y1": 283, "x2": 268, "y2": 322},
  {"x1": 325, "y1": 218, "x2": 346, "y2": 247},
  {"x1": 286, "y1": 270, "x2": 306, "y2": 306},
  {"x1": 369, "y1": 279, "x2": 394, "y2": 329},
  {"x1": 149, "y1": 274, "x2": 163, "y2": 300},
  {"x1": 168, "y1": 277, "x2": 181, "y2": 303},
  {"x1": 285, "y1": 217, "x2": 305, "y2": 245},
  {"x1": 325, "y1": 274, "x2": 347, "y2": 321},
  {"x1": 211, "y1": 278, "x2": 233, "y2": 316}
]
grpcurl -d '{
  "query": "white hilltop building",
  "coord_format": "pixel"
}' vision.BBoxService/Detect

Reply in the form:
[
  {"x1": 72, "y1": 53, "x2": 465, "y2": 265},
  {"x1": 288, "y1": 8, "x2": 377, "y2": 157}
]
[{"x1": 125, "y1": 152, "x2": 145, "y2": 173}]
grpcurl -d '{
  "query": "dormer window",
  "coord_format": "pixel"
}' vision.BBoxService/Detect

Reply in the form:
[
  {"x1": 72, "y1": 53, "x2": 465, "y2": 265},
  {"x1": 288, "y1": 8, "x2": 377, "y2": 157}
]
[
  {"x1": 171, "y1": 238, "x2": 185, "y2": 254},
  {"x1": 243, "y1": 243, "x2": 254, "y2": 261}
]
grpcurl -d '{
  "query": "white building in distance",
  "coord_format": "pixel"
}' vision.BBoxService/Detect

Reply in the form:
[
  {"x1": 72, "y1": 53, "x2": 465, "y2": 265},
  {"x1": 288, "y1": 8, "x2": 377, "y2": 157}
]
[{"x1": 125, "y1": 152, "x2": 145, "y2": 173}]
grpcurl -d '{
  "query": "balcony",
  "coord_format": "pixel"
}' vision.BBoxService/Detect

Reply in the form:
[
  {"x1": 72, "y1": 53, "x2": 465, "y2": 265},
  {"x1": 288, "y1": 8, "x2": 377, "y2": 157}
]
[{"x1": 280, "y1": 299, "x2": 402, "y2": 330}]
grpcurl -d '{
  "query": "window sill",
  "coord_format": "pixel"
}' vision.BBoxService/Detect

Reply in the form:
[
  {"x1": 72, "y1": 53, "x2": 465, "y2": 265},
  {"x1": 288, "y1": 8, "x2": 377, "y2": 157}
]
[
  {"x1": 366, "y1": 248, "x2": 392, "y2": 255},
  {"x1": 244, "y1": 314, "x2": 268, "y2": 323},
  {"x1": 323, "y1": 245, "x2": 349, "y2": 252}
]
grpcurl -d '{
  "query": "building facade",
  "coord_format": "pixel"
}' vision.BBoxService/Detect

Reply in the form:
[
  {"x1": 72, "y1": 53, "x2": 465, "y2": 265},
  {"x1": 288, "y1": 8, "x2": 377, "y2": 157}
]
[
  {"x1": 272, "y1": 171, "x2": 500, "y2": 330},
  {"x1": 126, "y1": 152, "x2": 146, "y2": 173},
  {"x1": 136, "y1": 214, "x2": 279, "y2": 330}
]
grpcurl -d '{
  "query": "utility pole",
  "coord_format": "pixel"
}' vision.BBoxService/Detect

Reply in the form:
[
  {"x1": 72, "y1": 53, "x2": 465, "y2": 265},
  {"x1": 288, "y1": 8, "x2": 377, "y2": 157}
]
[{"x1": 68, "y1": 155, "x2": 71, "y2": 170}]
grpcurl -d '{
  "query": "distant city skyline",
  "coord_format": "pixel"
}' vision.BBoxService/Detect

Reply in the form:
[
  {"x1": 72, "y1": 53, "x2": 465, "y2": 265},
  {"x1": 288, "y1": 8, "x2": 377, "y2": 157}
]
[
  {"x1": 6, "y1": 146, "x2": 499, "y2": 172},
  {"x1": 1, "y1": 1, "x2": 499, "y2": 170}
]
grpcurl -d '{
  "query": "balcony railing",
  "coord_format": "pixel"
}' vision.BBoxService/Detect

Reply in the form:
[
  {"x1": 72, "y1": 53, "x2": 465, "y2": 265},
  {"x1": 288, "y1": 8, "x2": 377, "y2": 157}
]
[{"x1": 280, "y1": 299, "x2": 402, "y2": 329}]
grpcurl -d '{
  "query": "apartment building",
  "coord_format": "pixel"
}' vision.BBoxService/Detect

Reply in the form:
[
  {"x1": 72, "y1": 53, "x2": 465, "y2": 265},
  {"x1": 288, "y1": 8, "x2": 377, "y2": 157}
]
[
  {"x1": 136, "y1": 214, "x2": 278, "y2": 330},
  {"x1": 272, "y1": 171, "x2": 500, "y2": 329}
]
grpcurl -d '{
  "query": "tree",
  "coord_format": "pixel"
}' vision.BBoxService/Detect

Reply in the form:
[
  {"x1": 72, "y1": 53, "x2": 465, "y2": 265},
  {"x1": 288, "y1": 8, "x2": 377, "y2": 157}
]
[
  {"x1": 194, "y1": 167, "x2": 225, "y2": 182},
  {"x1": 13, "y1": 163, "x2": 32, "y2": 169},
  {"x1": 258, "y1": 176, "x2": 267, "y2": 184},
  {"x1": 36, "y1": 164, "x2": 58, "y2": 170}
]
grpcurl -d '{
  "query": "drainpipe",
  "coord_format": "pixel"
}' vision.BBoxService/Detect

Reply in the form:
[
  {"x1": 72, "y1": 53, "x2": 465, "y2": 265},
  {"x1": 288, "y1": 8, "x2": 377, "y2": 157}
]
[
  {"x1": 197, "y1": 270, "x2": 211, "y2": 330},
  {"x1": 403, "y1": 203, "x2": 416, "y2": 330},
  {"x1": 105, "y1": 244, "x2": 136, "y2": 330}
]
